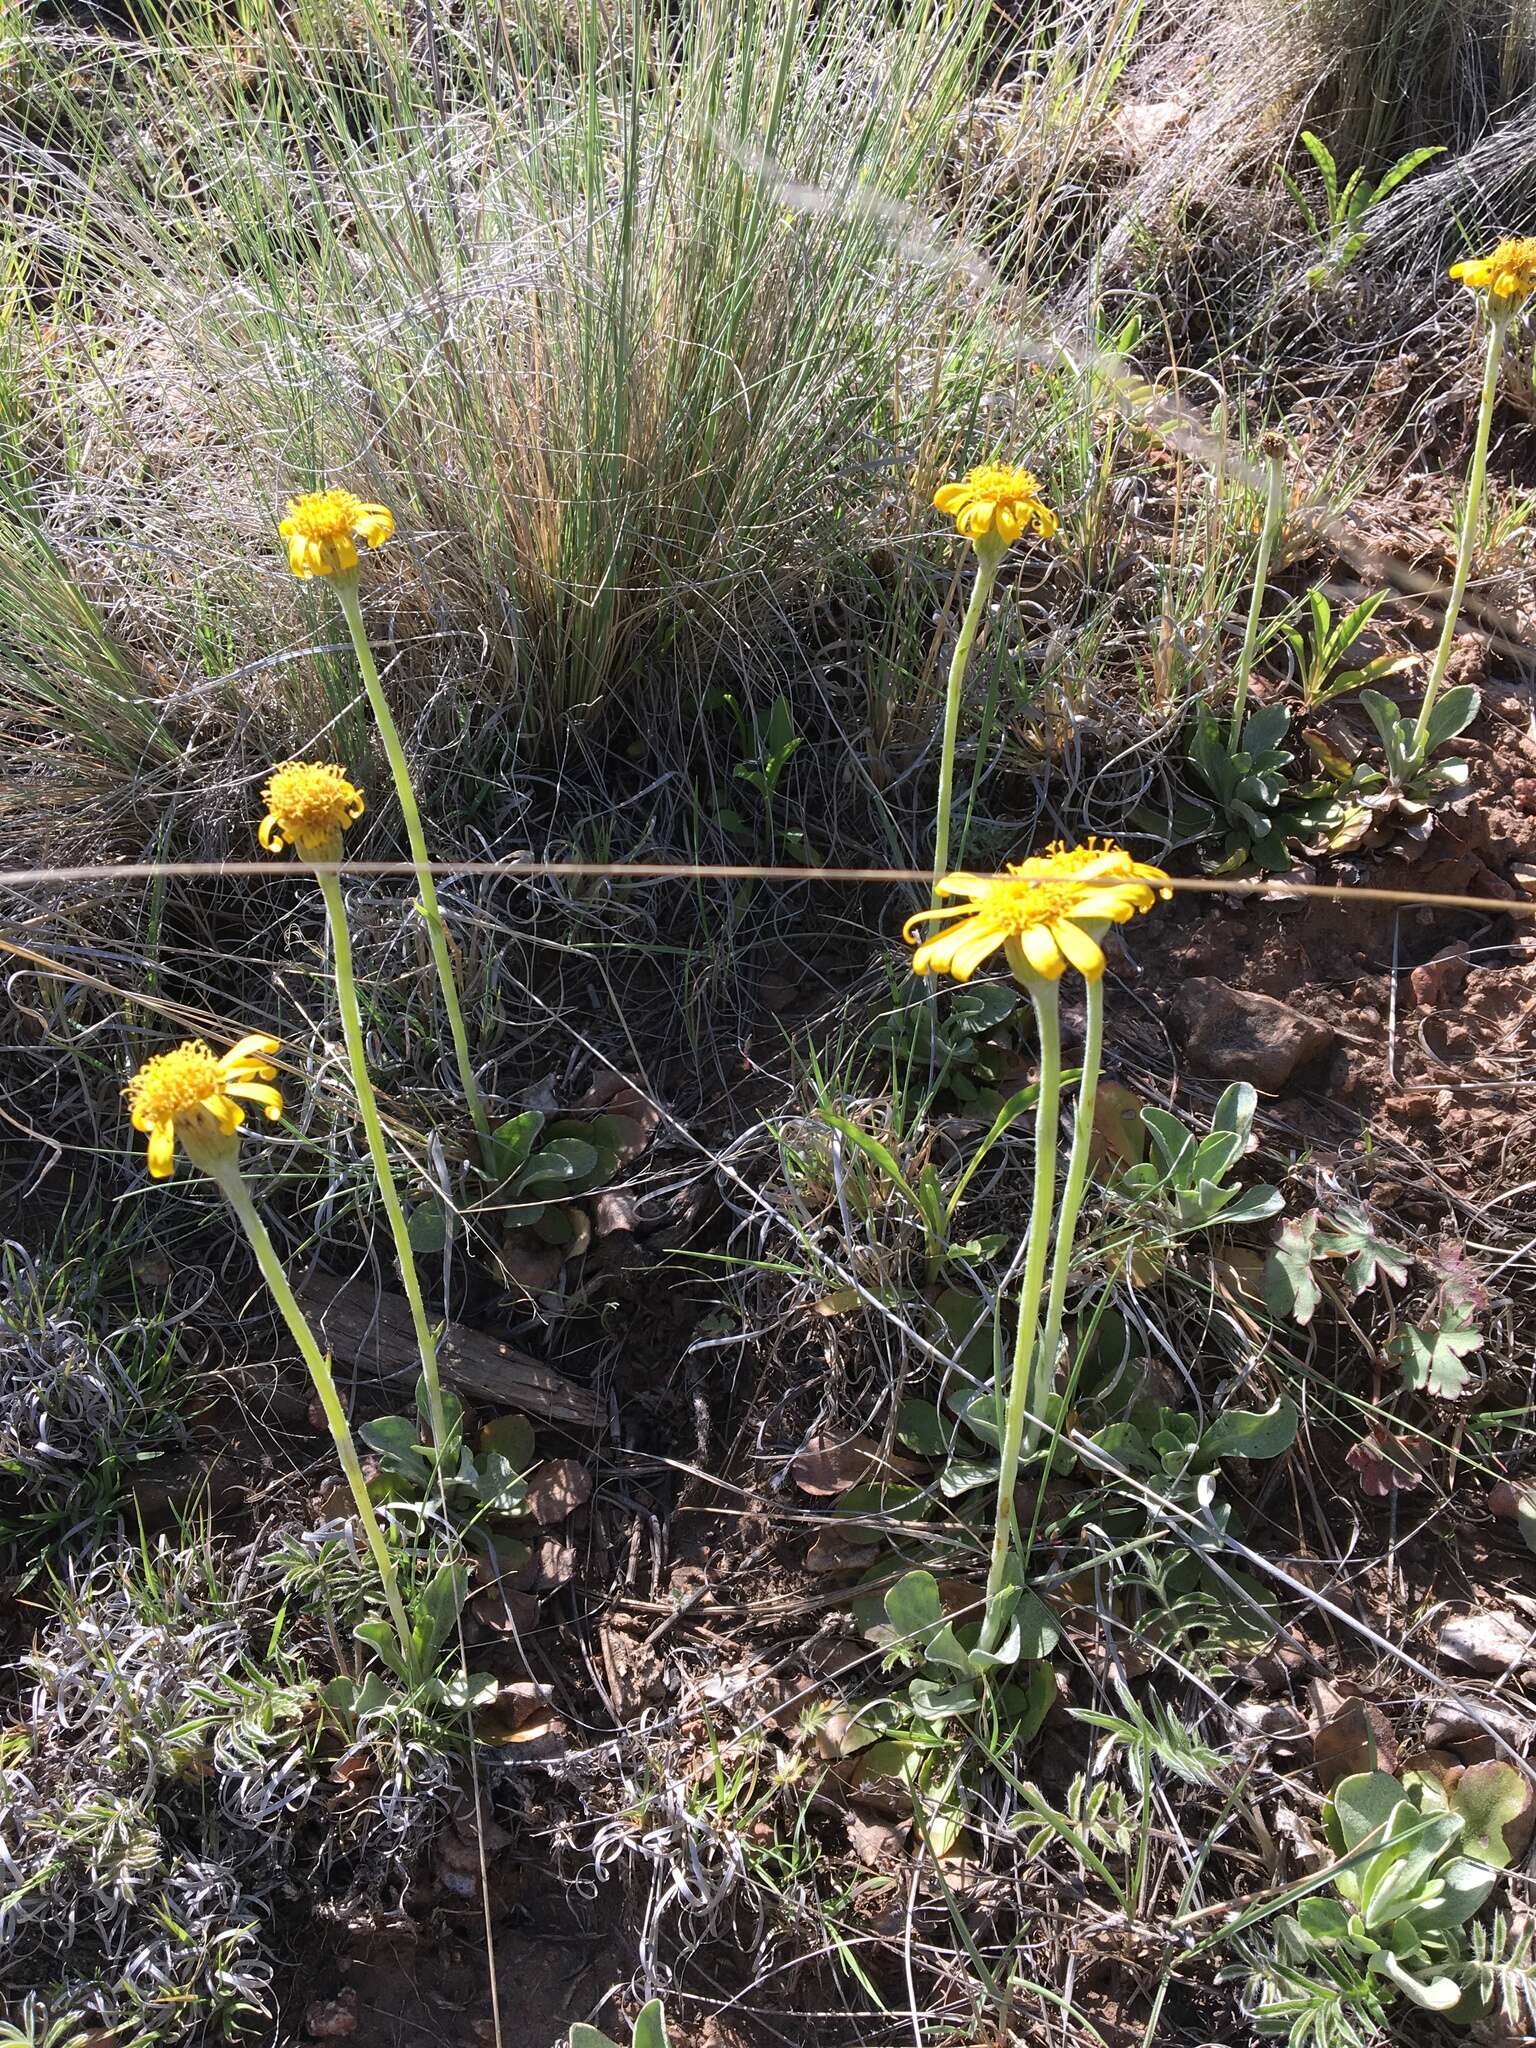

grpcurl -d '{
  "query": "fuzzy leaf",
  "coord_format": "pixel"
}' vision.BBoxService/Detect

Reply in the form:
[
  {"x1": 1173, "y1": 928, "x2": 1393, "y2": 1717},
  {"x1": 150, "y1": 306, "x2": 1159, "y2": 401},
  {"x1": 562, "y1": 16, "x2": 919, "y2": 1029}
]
[
  {"x1": 1265, "y1": 1211, "x2": 1323, "y2": 1324},
  {"x1": 894, "y1": 1398, "x2": 951, "y2": 1458},
  {"x1": 415, "y1": 1561, "x2": 469, "y2": 1662},
  {"x1": 631, "y1": 2000, "x2": 671, "y2": 2048},
  {"x1": 882, "y1": 1570, "x2": 943, "y2": 1657},
  {"x1": 1328, "y1": 1770, "x2": 1407, "y2": 1853},
  {"x1": 1296, "y1": 1896, "x2": 1351, "y2": 1941},
  {"x1": 1012, "y1": 1587, "x2": 1062, "y2": 1660},
  {"x1": 1422, "y1": 683, "x2": 1480, "y2": 753},
  {"x1": 354, "y1": 1619, "x2": 409, "y2": 1680},
  {"x1": 489, "y1": 1111, "x2": 545, "y2": 1182},
  {"x1": 1198, "y1": 1396, "x2": 1299, "y2": 1464}
]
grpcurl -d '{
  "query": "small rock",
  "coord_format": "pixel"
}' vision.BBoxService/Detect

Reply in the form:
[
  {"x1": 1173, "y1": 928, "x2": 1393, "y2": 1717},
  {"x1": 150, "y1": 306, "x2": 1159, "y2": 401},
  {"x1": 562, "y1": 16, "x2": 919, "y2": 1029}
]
[
  {"x1": 305, "y1": 1993, "x2": 358, "y2": 2040},
  {"x1": 524, "y1": 1457, "x2": 592, "y2": 1526},
  {"x1": 1384, "y1": 1091, "x2": 1438, "y2": 1123},
  {"x1": 1440, "y1": 1610, "x2": 1536, "y2": 1675},
  {"x1": 500, "y1": 1234, "x2": 564, "y2": 1293},
  {"x1": 1410, "y1": 942, "x2": 1471, "y2": 1007},
  {"x1": 1173, "y1": 979, "x2": 1338, "y2": 1092},
  {"x1": 592, "y1": 1191, "x2": 638, "y2": 1237},
  {"x1": 129, "y1": 1454, "x2": 243, "y2": 1529}
]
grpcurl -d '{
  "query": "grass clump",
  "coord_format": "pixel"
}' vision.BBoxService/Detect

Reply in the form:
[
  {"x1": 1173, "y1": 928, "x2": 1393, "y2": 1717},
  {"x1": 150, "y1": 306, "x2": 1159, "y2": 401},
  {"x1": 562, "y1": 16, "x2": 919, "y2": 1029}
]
[{"x1": 0, "y1": 1241, "x2": 183, "y2": 1551}]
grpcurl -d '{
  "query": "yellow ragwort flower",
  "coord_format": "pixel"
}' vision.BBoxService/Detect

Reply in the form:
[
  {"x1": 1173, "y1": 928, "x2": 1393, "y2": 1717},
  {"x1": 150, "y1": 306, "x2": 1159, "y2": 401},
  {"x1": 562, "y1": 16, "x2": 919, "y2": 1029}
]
[
  {"x1": 904, "y1": 839, "x2": 1169, "y2": 985},
  {"x1": 258, "y1": 760, "x2": 365, "y2": 862},
  {"x1": 934, "y1": 463, "x2": 1058, "y2": 554},
  {"x1": 1449, "y1": 237, "x2": 1536, "y2": 315},
  {"x1": 278, "y1": 489, "x2": 394, "y2": 580},
  {"x1": 127, "y1": 1036, "x2": 283, "y2": 1179}
]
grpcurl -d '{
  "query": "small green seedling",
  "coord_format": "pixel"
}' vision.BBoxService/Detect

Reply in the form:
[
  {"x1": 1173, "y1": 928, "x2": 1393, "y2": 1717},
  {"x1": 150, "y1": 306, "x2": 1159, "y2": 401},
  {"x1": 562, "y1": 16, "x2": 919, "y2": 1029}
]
[
  {"x1": 1180, "y1": 704, "x2": 1337, "y2": 872},
  {"x1": 360, "y1": 1382, "x2": 534, "y2": 1522},
  {"x1": 871, "y1": 975, "x2": 1022, "y2": 1108},
  {"x1": 570, "y1": 1999, "x2": 670, "y2": 2048},
  {"x1": 1357, "y1": 684, "x2": 1479, "y2": 816},
  {"x1": 409, "y1": 1110, "x2": 631, "y2": 1258},
  {"x1": 1282, "y1": 131, "x2": 1444, "y2": 287},
  {"x1": 1111, "y1": 1082, "x2": 1285, "y2": 1237},
  {"x1": 834, "y1": 1564, "x2": 1058, "y2": 1855},
  {"x1": 1264, "y1": 1203, "x2": 1410, "y2": 1325},
  {"x1": 1243, "y1": 1762, "x2": 1528, "y2": 2037},
  {"x1": 711, "y1": 688, "x2": 808, "y2": 852},
  {"x1": 732, "y1": 690, "x2": 804, "y2": 805},
  {"x1": 1279, "y1": 588, "x2": 1414, "y2": 712}
]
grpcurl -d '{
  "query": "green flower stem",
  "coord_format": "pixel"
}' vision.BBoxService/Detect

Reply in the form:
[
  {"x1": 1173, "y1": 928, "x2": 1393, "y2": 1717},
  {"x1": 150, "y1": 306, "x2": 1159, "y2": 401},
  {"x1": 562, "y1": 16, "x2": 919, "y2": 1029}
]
[
  {"x1": 334, "y1": 575, "x2": 493, "y2": 1159},
  {"x1": 214, "y1": 1163, "x2": 417, "y2": 1677},
  {"x1": 1413, "y1": 309, "x2": 1510, "y2": 755},
  {"x1": 1228, "y1": 447, "x2": 1286, "y2": 751},
  {"x1": 315, "y1": 866, "x2": 450, "y2": 1455},
  {"x1": 931, "y1": 540, "x2": 1001, "y2": 902},
  {"x1": 977, "y1": 972, "x2": 1059, "y2": 1657},
  {"x1": 1025, "y1": 971, "x2": 1103, "y2": 1461}
]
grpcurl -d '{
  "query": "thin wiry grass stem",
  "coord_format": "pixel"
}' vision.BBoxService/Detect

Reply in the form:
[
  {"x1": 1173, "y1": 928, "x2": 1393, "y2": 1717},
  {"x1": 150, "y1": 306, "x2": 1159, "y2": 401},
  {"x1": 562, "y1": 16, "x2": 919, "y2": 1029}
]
[
  {"x1": 1414, "y1": 309, "x2": 1509, "y2": 753},
  {"x1": 930, "y1": 546, "x2": 999, "y2": 902},
  {"x1": 977, "y1": 974, "x2": 1058, "y2": 1657},
  {"x1": 213, "y1": 1165, "x2": 417, "y2": 1678},
  {"x1": 335, "y1": 576, "x2": 493, "y2": 1159},
  {"x1": 314, "y1": 866, "x2": 450, "y2": 1456},
  {"x1": 1227, "y1": 448, "x2": 1285, "y2": 749}
]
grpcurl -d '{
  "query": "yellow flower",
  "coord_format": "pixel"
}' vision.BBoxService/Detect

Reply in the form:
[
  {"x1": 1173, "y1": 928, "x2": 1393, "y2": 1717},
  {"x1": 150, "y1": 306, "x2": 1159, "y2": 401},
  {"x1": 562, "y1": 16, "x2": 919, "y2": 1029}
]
[
  {"x1": 258, "y1": 760, "x2": 365, "y2": 862},
  {"x1": 904, "y1": 839, "x2": 1169, "y2": 985},
  {"x1": 127, "y1": 1036, "x2": 283, "y2": 1179},
  {"x1": 1449, "y1": 237, "x2": 1536, "y2": 314},
  {"x1": 933, "y1": 463, "x2": 1058, "y2": 554},
  {"x1": 278, "y1": 489, "x2": 395, "y2": 580}
]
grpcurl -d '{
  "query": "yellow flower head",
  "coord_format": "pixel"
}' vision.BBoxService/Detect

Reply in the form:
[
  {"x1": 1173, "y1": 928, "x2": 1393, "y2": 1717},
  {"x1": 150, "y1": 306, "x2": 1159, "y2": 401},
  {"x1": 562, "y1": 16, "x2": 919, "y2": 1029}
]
[
  {"x1": 258, "y1": 760, "x2": 365, "y2": 862},
  {"x1": 905, "y1": 839, "x2": 1170, "y2": 986},
  {"x1": 1449, "y1": 237, "x2": 1536, "y2": 315},
  {"x1": 127, "y1": 1035, "x2": 283, "y2": 1179},
  {"x1": 934, "y1": 463, "x2": 1058, "y2": 555},
  {"x1": 278, "y1": 489, "x2": 394, "y2": 580}
]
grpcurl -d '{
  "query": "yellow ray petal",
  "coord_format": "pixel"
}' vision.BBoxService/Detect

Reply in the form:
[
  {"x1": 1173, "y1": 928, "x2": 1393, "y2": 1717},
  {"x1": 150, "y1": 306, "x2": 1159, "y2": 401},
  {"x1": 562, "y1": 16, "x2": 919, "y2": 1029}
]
[
  {"x1": 224, "y1": 1081, "x2": 284, "y2": 1120},
  {"x1": 1021, "y1": 922, "x2": 1065, "y2": 979},
  {"x1": 1052, "y1": 916, "x2": 1106, "y2": 980}
]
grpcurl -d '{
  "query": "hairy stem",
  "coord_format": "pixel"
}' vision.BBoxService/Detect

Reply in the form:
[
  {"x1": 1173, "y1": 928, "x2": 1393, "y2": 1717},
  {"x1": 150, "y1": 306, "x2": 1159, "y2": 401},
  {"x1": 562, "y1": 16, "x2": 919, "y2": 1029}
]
[
  {"x1": 1026, "y1": 972, "x2": 1103, "y2": 1460},
  {"x1": 931, "y1": 544, "x2": 1000, "y2": 901},
  {"x1": 316, "y1": 867, "x2": 450, "y2": 1455},
  {"x1": 977, "y1": 975, "x2": 1060, "y2": 1656},
  {"x1": 217, "y1": 1166, "x2": 417, "y2": 1676},
  {"x1": 1414, "y1": 311, "x2": 1509, "y2": 754},
  {"x1": 335, "y1": 576, "x2": 492, "y2": 1157}
]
